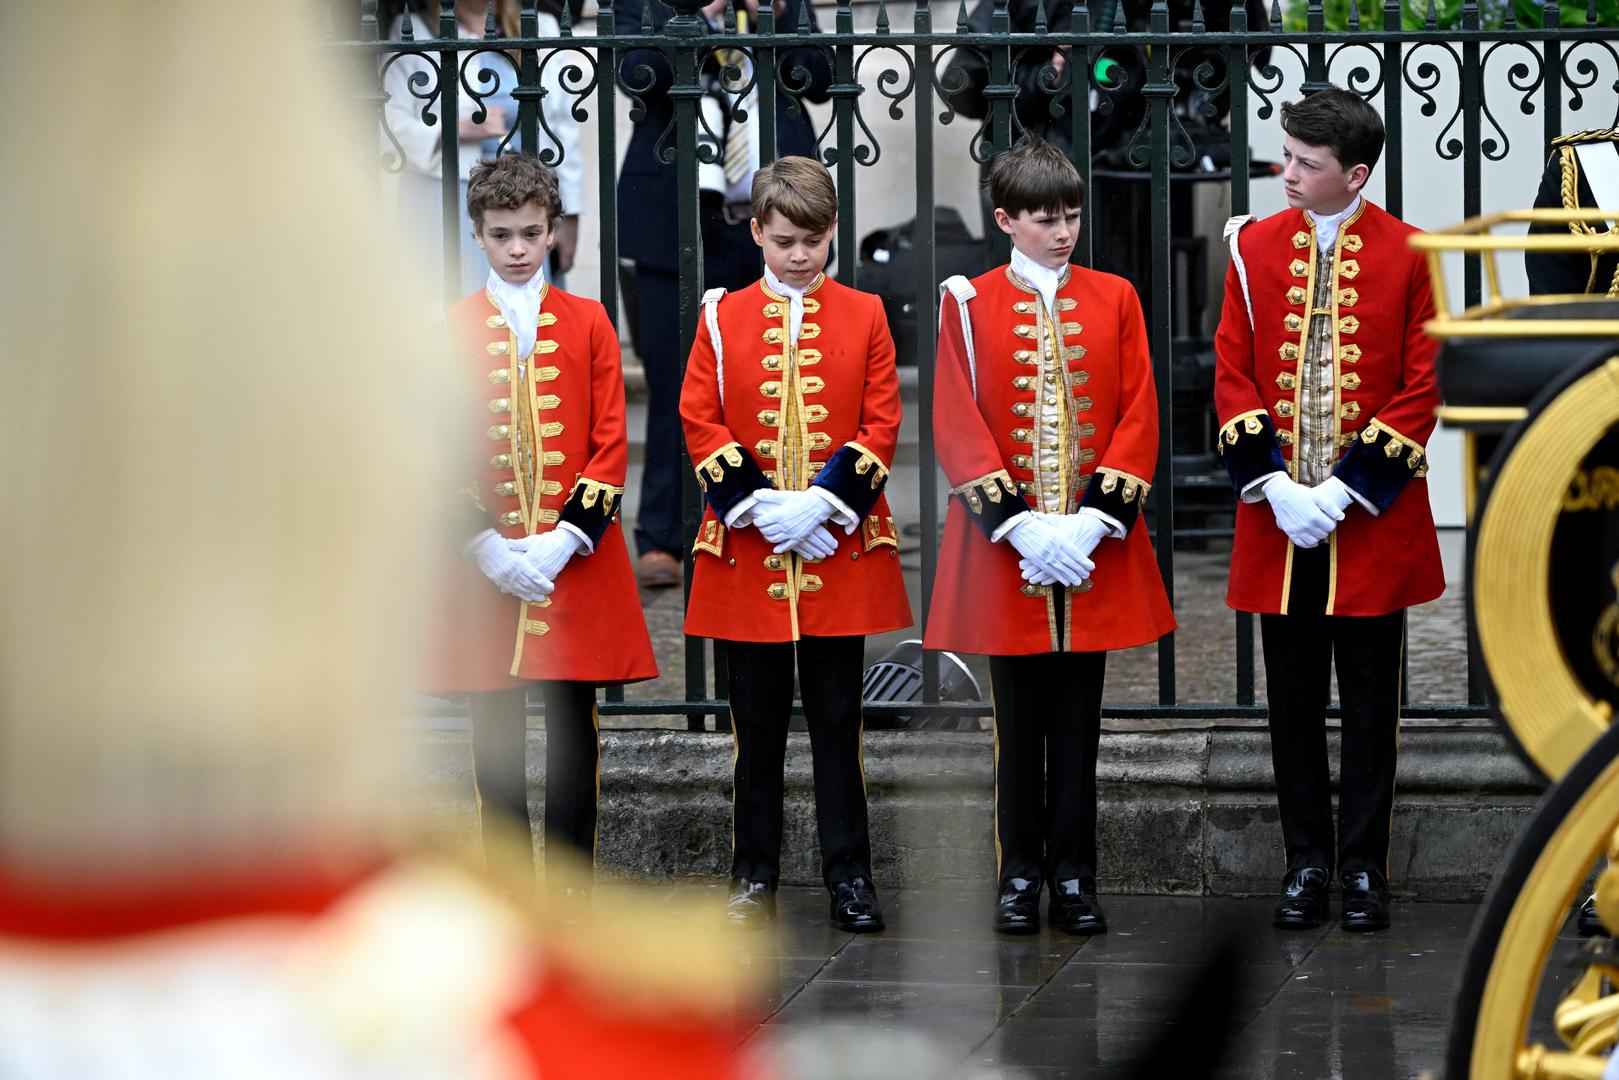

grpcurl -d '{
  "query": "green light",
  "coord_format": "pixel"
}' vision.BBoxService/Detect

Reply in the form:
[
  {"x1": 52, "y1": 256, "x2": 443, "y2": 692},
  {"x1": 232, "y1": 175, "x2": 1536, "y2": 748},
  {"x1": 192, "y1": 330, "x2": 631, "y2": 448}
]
[{"x1": 1094, "y1": 57, "x2": 1120, "y2": 88}]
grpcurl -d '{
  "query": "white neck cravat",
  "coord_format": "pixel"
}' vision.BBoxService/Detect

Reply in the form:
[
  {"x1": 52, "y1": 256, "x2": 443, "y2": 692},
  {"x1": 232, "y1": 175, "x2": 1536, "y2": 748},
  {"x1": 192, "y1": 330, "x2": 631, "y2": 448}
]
[
  {"x1": 1011, "y1": 247, "x2": 1062, "y2": 316},
  {"x1": 1311, "y1": 194, "x2": 1362, "y2": 253},
  {"x1": 763, "y1": 265, "x2": 806, "y2": 344},
  {"x1": 484, "y1": 268, "x2": 546, "y2": 360}
]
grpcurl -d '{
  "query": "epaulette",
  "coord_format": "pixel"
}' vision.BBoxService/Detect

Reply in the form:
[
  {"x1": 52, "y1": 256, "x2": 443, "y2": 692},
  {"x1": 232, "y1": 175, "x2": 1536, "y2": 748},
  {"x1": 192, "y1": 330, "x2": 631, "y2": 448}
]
[{"x1": 1552, "y1": 127, "x2": 1619, "y2": 148}]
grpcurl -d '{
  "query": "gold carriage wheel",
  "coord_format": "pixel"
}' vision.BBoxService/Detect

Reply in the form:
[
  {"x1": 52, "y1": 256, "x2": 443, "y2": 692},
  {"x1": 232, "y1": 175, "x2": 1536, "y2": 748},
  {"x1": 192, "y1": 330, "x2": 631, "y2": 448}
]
[
  {"x1": 1447, "y1": 721, "x2": 1619, "y2": 1079},
  {"x1": 1473, "y1": 355, "x2": 1619, "y2": 782}
]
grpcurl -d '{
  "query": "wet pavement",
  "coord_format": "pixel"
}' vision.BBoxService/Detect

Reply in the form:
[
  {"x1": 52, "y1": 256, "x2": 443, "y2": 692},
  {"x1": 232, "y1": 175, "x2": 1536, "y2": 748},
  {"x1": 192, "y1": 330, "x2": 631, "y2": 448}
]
[{"x1": 616, "y1": 885, "x2": 1593, "y2": 1080}]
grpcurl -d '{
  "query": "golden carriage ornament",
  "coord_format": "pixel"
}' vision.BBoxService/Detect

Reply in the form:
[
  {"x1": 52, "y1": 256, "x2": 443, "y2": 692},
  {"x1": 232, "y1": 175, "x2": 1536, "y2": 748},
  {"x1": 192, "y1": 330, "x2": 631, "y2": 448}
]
[{"x1": 1411, "y1": 212, "x2": 1619, "y2": 1079}]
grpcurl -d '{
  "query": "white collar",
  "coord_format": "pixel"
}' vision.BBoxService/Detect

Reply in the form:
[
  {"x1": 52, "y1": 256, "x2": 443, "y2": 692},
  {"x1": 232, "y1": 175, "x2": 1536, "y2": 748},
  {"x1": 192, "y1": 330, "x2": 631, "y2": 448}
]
[
  {"x1": 763, "y1": 265, "x2": 808, "y2": 344},
  {"x1": 484, "y1": 268, "x2": 546, "y2": 360},
  {"x1": 1010, "y1": 247, "x2": 1063, "y2": 315},
  {"x1": 1310, "y1": 195, "x2": 1362, "y2": 253}
]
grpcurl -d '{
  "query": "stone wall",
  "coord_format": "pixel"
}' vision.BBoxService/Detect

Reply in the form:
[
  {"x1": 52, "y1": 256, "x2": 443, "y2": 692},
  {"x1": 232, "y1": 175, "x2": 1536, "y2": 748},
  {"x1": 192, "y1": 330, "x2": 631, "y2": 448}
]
[{"x1": 409, "y1": 722, "x2": 1543, "y2": 901}]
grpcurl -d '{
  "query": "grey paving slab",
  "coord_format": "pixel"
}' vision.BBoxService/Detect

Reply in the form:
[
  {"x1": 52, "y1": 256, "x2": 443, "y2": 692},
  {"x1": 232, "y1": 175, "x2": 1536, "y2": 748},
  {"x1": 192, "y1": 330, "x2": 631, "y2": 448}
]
[{"x1": 719, "y1": 887, "x2": 1511, "y2": 1080}]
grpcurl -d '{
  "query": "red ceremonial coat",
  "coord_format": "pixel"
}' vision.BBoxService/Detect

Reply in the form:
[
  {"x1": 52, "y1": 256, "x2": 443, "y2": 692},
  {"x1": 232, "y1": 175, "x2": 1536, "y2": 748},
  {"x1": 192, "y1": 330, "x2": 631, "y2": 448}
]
[
  {"x1": 419, "y1": 285, "x2": 657, "y2": 691},
  {"x1": 679, "y1": 275, "x2": 912, "y2": 642},
  {"x1": 1213, "y1": 200, "x2": 1445, "y2": 616},
  {"x1": 923, "y1": 263, "x2": 1176, "y2": 656}
]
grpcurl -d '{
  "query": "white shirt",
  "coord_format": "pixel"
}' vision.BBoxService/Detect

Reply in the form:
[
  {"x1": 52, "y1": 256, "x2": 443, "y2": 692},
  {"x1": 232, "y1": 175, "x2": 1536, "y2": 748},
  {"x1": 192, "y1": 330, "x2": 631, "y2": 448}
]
[
  {"x1": 1010, "y1": 247, "x2": 1062, "y2": 316},
  {"x1": 1311, "y1": 194, "x2": 1362, "y2": 252},
  {"x1": 483, "y1": 268, "x2": 545, "y2": 360},
  {"x1": 763, "y1": 265, "x2": 806, "y2": 343}
]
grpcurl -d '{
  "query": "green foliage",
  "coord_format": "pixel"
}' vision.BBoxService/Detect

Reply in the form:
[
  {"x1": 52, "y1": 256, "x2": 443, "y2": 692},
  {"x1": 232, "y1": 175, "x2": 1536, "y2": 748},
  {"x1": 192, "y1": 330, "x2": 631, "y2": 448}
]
[{"x1": 1281, "y1": 0, "x2": 1618, "y2": 28}]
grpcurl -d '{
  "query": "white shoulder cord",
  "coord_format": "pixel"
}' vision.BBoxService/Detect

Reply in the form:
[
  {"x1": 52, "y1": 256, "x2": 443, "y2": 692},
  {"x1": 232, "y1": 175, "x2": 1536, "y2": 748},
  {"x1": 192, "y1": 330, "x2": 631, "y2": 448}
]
[
  {"x1": 702, "y1": 287, "x2": 727, "y2": 399},
  {"x1": 1223, "y1": 215, "x2": 1256, "y2": 330},
  {"x1": 939, "y1": 275, "x2": 979, "y2": 398}
]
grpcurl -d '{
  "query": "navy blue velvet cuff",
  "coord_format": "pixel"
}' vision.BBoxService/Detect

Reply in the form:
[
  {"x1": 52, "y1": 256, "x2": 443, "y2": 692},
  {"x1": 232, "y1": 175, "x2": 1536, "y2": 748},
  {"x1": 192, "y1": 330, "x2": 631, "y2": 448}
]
[
  {"x1": 1079, "y1": 468, "x2": 1150, "y2": 533},
  {"x1": 1335, "y1": 424, "x2": 1427, "y2": 514},
  {"x1": 952, "y1": 471, "x2": 1025, "y2": 540},
  {"x1": 1217, "y1": 411, "x2": 1288, "y2": 493},
  {"x1": 560, "y1": 479, "x2": 624, "y2": 549},
  {"x1": 812, "y1": 443, "x2": 889, "y2": 521},
  {"x1": 694, "y1": 443, "x2": 773, "y2": 520}
]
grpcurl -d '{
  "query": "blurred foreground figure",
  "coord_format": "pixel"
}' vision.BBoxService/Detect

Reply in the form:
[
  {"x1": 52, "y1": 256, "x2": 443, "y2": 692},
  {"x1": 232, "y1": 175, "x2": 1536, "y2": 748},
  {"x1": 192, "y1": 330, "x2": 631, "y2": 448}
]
[{"x1": 0, "y1": 6, "x2": 760, "y2": 1077}]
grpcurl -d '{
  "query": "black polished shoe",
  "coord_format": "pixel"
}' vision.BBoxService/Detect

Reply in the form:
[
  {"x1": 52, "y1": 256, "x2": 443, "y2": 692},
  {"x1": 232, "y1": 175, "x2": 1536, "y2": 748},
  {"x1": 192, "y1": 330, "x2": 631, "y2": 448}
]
[
  {"x1": 993, "y1": 876, "x2": 1042, "y2": 935},
  {"x1": 829, "y1": 876, "x2": 885, "y2": 933},
  {"x1": 724, "y1": 877, "x2": 776, "y2": 929},
  {"x1": 1340, "y1": 870, "x2": 1392, "y2": 933},
  {"x1": 1049, "y1": 878, "x2": 1108, "y2": 936},
  {"x1": 1577, "y1": 893, "x2": 1608, "y2": 937},
  {"x1": 1272, "y1": 867, "x2": 1329, "y2": 930}
]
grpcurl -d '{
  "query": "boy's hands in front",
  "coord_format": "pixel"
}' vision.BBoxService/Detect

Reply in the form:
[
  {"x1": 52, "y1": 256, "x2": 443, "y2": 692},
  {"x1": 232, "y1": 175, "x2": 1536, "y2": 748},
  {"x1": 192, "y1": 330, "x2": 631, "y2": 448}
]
[
  {"x1": 752, "y1": 489, "x2": 835, "y2": 549},
  {"x1": 1264, "y1": 475, "x2": 1339, "y2": 548},
  {"x1": 521, "y1": 529, "x2": 585, "y2": 588},
  {"x1": 1310, "y1": 476, "x2": 1355, "y2": 520},
  {"x1": 1007, "y1": 513, "x2": 1093, "y2": 587},
  {"x1": 1058, "y1": 511, "x2": 1112, "y2": 561},
  {"x1": 468, "y1": 529, "x2": 554, "y2": 602}
]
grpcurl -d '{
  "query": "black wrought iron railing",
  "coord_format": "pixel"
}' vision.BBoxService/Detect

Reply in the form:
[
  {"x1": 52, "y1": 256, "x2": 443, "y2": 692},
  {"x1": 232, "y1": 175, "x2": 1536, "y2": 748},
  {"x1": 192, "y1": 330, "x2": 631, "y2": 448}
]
[{"x1": 342, "y1": 0, "x2": 1619, "y2": 727}]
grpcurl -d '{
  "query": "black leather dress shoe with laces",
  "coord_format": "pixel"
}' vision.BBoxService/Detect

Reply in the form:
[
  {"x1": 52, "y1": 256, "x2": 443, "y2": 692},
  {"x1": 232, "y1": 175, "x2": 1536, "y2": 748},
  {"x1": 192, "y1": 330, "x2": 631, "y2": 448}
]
[
  {"x1": 993, "y1": 876, "x2": 1042, "y2": 935},
  {"x1": 1339, "y1": 869, "x2": 1391, "y2": 933},
  {"x1": 724, "y1": 877, "x2": 776, "y2": 929},
  {"x1": 1049, "y1": 878, "x2": 1107, "y2": 935},
  {"x1": 829, "y1": 876, "x2": 885, "y2": 932},
  {"x1": 1272, "y1": 867, "x2": 1329, "y2": 930}
]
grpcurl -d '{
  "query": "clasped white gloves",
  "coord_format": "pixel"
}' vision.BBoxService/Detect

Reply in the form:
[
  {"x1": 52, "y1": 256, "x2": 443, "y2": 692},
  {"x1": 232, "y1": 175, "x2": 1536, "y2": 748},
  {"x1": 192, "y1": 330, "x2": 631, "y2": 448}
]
[
  {"x1": 525, "y1": 527, "x2": 585, "y2": 584},
  {"x1": 1008, "y1": 513, "x2": 1093, "y2": 587},
  {"x1": 468, "y1": 529, "x2": 553, "y2": 603},
  {"x1": 1311, "y1": 475, "x2": 1354, "y2": 519},
  {"x1": 751, "y1": 488, "x2": 842, "y2": 560},
  {"x1": 1017, "y1": 511, "x2": 1114, "y2": 586},
  {"x1": 1264, "y1": 475, "x2": 1339, "y2": 548}
]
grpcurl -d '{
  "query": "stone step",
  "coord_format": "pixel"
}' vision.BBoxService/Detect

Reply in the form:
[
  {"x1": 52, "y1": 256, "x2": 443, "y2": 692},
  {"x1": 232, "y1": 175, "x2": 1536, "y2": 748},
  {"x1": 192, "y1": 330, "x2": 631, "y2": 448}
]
[{"x1": 407, "y1": 722, "x2": 1538, "y2": 900}]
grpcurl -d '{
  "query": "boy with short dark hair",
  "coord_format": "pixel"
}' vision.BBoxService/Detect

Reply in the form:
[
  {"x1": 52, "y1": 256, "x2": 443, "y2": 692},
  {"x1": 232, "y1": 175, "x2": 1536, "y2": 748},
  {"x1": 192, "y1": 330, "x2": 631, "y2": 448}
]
[
  {"x1": 680, "y1": 155, "x2": 911, "y2": 932},
  {"x1": 421, "y1": 152, "x2": 657, "y2": 901},
  {"x1": 925, "y1": 135, "x2": 1175, "y2": 936},
  {"x1": 1214, "y1": 87, "x2": 1443, "y2": 933}
]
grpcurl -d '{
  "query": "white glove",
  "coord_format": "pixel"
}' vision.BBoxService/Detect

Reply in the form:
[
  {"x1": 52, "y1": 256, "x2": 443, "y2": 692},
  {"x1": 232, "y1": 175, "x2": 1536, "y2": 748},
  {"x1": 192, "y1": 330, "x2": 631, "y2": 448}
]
[
  {"x1": 1021, "y1": 511, "x2": 1115, "y2": 586},
  {"x1": 1264, "y1": 475, "x2": 1338, "y2": 548},
  {"x1": 468, "y1": 529, "x2": 553, "y2": 603},
  {"x1": 783, "y1": 524, "x2": 838, "y2": 561},
  {"x1": 1007, "y1": 513, "x2": 1093, "y2": 587},
  {"x1": 1312, "y1": 476, "x2": 1354, "y2": 520},
  {"x1": 1059, "y1": 511, "x2": 1113, "y2": 561},
  {"x1": 753, "y1": 489, "x2": 834, "y2": 546},
  {"x1": 521, "y1": 528, "x2": 585, "y2": 586}
]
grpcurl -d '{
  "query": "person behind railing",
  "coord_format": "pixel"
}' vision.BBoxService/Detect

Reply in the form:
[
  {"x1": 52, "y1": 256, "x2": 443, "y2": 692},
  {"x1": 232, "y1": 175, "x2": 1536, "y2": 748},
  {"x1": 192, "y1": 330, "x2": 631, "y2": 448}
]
[
  {"x1": 616, "y1": 0, "x2": 832, "y2": 588},
  {"x1": 381, "y1": 0, "x2": 582, "y2": 296},
  {"x1": 679, "y1": 157, "x2": 911, "y2": 933},
  {"x1": 1213, "y1": 87, "x2": 1444, "y2": 935},
  {"x1": 938, "y1": 0, "x2": 1266, "y2": 244},
  {"x1": 1526, "y1": 126, "x2": 1619, "y2": 298},
  {"x1": 924, "y1": 136, "x2": 1176, "y2": 937}
]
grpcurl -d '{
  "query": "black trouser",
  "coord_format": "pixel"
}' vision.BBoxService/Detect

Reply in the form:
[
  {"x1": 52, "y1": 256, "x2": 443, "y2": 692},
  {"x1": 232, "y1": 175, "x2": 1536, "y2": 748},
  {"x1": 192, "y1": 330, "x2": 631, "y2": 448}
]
[
  {"x1": 988, "y1": 650, "x2": 1108, "y2": 884},
  {"x1": 1260, "y1": 608, "x2": 1405, "y2": 878},
  {"x1": 468, "y1": 681, "x2": 599, "y2": 893},
  {"x1": 723, "y1": 635, "x2": 872, "y2": 887}
]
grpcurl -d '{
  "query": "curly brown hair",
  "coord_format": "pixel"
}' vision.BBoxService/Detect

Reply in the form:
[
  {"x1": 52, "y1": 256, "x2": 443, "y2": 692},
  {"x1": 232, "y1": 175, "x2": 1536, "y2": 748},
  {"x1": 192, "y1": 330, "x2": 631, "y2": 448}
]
[{"x1": 466, "y1": 153, "x2": 562, "y2": 232}]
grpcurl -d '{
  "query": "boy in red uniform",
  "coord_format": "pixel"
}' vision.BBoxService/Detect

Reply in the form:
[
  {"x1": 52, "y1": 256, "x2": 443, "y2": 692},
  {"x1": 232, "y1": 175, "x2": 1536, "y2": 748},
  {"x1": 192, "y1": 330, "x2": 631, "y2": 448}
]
[
  {"x1": 422, "y1": 154, "x2": 658, "y2": 900},
  {"x1": 1214, "y1": 88, "x2": 1443, "y2": 933},
  {"x1": 925, "y1": 136, "x2": 1175, "y2": 936},
  {"x1": 680, "y1": 156, "x2": 911, "y2": 932}
]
